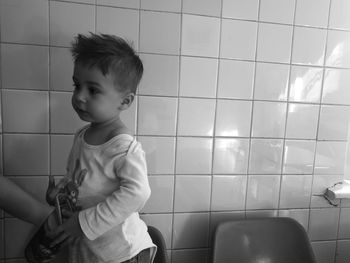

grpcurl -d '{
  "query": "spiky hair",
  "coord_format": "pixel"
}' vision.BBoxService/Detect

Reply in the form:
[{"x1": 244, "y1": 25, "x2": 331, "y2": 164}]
[{"x1": 71, "y1": 33, "x2": 143, "y2": 93}]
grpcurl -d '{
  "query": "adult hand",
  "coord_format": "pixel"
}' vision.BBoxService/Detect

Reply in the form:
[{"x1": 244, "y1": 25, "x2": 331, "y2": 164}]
[{"x1": 48, "y1": 210, "x2": 83, "y2": 248}]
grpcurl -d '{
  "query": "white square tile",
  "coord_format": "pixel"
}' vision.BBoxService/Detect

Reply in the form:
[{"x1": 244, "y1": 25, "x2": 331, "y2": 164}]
[
  {"x1": 182, "y1": 0, "x2": 221, "y2": 17},
  {"x1": 176, "y1": 137, "x2": 213, "y2": 174},
  {"x1": 174, "y1": 176, "x2": 211, "y2": 212},
  {"x1": 325, "y1": 30, "x2": 350, "y2": 68},
  {"x1": 322, "y1": 68, "x2": 350, "y2": 104},
  {"x1": 140, "y1": 11, "x2": 181, "y2": 55},
  {"x1": 50, "y1": 1, "x2": 95, "y2": 47},
  {"x1": 177, "y1": 98, "x2": 215, "y2": 136},
  {"x1": 217, "y1": 59, "x2": 255, "y2": 99},
  {"x1": 222, "y1": 0, "x2": 259, "y2": 20},
  {"x1": 309, "y1": 208, "x2": 340, "y2": 240},
  {"x1": 220, "y1": 19, "x2": 258, "y2": 60},
  {"x1": 329, "y1": 0, "x2": 350, "y2": 30},
  {"x1": 97, "y1": 6, "x2": 139, "y2": 49},
  {"x1": 246, "y1": 175, "x2": 280, "y2": 210},
  {"x1": 172, "y1": 213, "x2": 209, "y2": 249},
  {"x1": 142, "y1": 176, "x2": 174, "y2": 213},
  {"x1": 180, "y1": 56, "x2": 218, "y2": 98},
  {"x1": 283, "y1": 140, "x2": 316, "y2": 174},
  {"x1": 3, "y1": 134, "x2": 49, "y2": 175},
  {"x1": 314, "y1": 141, "x2": 347, "y2": 175},
  {"x1": 292, "y1": 27, "x2": 327, "y2": 66},
  {"x1": 257, "y1": 23, "x2": 293, "y2": 63},
  {"x1": 249, "y1": 139, "x2": 284, "y2": 174},
  {"x1": 215, "y1": 100, "x2": 252, "y2": 137},
  {"x1": 295, "y1": 0, "x2": 330, "y2": 28},
  {"x1": 312, "y1": 241, "x2": 337, "y2": 263},
  {"x1": 181, "y1": 14, "x2": 220, "y2": 58},
  {"x1": 251, "y1": 101, "x2": 287, "y2": 138},
  {"x1": 213, "y1": 138, "x2": 250, "y2": 174},
  {"x1": 318, "y1": 105, "x2": 350, "y2": 141},
  {"x1": 50, "y1": 135, "x2": 74, "y2": 175},
  {"x1": 0, "y1": 0, "x2": 49, "y2": 45},
  {"x1": 138, "y1": 96, "x2": 177, "y2": 136},
  {"x1": 254, "y1": 62, "x2": 289, "y2": 101},
  {"x1": 289, "y1": 66, "x2": 323, "y2": 103},
  {"x1": 285, "y1": 103, "x2": 319, "y2": 139},
  {"x1": 141, "y1": 0, "x2": 181, "y2": 12},
  {"x1": 139, "y1": 54, "x2": 179, "y2": 96},
  {"x1": 246, "y1": 210, "x2": 278, "y2": 218},
  {"x1": 2, "y1": 90, "x2": 49, "y2": 133},
  {"x1": 138, "y1": 136, "x2": 176, "y2": 174},
  {"x1": 211, "y1": 175, "x2": 247, "y2": 211},
  {"x1": 50, "y1": 47, "x2": 74, "y2": 91},
  {"x1": 1, "y1": 44, "x2": 48, "y2": 90},
  {"x1": 259, "y1": 0, "x2": 295, "y2": 24},
  {"x1": 279, "y1": 175, "x2": 312, "y2": 208},
  {"x1": 97, "y1": 0, "x2": 139, "y2": 8},
  {"x1": 50, "y1": 92, "x2": 86, "y2": 133}
]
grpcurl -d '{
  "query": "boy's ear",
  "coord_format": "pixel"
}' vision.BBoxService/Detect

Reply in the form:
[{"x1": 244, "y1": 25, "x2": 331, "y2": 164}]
[{"x1": 119, "y1": 93, "x2": 135, "y2": 110}]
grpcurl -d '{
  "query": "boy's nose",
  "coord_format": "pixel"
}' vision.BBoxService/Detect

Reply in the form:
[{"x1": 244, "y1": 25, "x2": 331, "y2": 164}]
[{"x1": 74, "y1": 89, "x2": 87, "y2": 103}]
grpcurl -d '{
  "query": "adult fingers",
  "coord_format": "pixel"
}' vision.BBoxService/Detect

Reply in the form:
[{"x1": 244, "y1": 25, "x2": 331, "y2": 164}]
[{"x1": 49, "y1": 231, "x2": 70, "y2": 248}]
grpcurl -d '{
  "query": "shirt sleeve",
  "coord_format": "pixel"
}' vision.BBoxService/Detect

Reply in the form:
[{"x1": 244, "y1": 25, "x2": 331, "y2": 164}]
[{"x1": 78, "y1": 141, "x2": 151, "y2": 241}]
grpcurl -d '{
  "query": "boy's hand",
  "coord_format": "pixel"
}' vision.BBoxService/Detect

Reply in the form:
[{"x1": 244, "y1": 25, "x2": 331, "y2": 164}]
[{"x1": 48, "y1": 210, "x2": 83, "y2": 248}]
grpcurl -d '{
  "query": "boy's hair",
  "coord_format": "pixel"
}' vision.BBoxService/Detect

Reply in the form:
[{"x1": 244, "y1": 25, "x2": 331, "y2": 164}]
[{"x1": 71, "y1": 33, "x2": 143, "y2": 94}]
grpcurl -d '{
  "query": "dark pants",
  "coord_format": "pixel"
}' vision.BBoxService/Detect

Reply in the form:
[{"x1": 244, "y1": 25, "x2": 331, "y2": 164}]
[{"x1": 122, "y1": 248, "x2": 152, "y2": 263}]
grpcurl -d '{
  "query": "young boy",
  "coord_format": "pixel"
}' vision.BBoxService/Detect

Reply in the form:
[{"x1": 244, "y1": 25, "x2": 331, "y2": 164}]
[{"x1": 46, "y1": 33, "x2": 156, "y2": 263}]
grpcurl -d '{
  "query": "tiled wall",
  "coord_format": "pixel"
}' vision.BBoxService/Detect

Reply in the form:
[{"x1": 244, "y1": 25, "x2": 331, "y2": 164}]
[{"x1": 1, "y1": 0, "x2": 350, "y2": 262}]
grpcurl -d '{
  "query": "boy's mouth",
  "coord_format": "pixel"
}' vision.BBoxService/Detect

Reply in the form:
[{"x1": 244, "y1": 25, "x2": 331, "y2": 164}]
[{"x1": 74, "y1": 105, "x2": 88, "y2": 115}]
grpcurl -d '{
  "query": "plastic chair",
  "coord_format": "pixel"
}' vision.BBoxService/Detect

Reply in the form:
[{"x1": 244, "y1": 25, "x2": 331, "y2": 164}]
[
  {"x1": 148, "y1": 225, "x2": 169, "y2": 263},
  {"x1": 212, "y1": 217, "x2": 316, "y2": 263}
]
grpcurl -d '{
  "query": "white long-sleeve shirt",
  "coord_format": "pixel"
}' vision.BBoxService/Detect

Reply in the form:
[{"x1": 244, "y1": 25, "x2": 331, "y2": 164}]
[{"x1": 64, "y1": 126, "x2": 155, "y2": 263}]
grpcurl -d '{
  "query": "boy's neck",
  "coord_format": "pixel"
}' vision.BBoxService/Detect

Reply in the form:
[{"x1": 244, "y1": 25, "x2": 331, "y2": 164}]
[{"x1": 85, "y1": 117, "x2": 131, "y2": 145}]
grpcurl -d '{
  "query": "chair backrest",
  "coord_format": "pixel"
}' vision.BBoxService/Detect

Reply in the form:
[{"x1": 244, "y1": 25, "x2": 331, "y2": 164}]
[
  {"x1": 148, "y1": 226, "x2": 169, "y2": 263},
  {"x1": 212, "y1": 217, "x2": 316, "y2": 263}
]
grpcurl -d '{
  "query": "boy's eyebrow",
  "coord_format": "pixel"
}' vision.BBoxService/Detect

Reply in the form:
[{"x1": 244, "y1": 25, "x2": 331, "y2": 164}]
[{"x1": 72, "y1": 76, "x2": 102, "y2": 87}]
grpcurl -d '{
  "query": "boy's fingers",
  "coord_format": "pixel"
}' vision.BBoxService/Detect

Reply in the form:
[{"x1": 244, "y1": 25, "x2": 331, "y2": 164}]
[
  {"x1": 61, "y1": 209, "x2": 74, "y2": 218},
  {"x1": 47, "y1": 225, "x2": 63, "y2": 238}
]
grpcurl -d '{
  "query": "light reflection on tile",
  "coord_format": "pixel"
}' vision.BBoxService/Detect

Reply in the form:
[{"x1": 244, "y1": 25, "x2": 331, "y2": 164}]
[
  {"x1": 213, "y1": 138, "x2": 249, "y2": 174},
  {"x1": 289, "y1": 66, "x2": 323, "y2": 103}
]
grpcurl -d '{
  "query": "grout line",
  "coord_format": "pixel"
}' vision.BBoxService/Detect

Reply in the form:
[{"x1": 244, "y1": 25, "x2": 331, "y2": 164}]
[
  {"x1": 169, "y1": 0, "x2": 183, "y2": 256},
  {"x1": 324, "y1": 1, "x2": 342, "y2": 261},
  {"x1": 243, "y1": 0, "x2": 262, "y2": 218},
  {"x1": 307, "y1": 0, "x2": 333, "y2": 241},
  {"x1": 207, "y1": 0, "x2": 224, "y2": 252},
  {"x1": 48, "y1": 0, "x2": 52, "y2": 179},
  {"x1": 276, "y1": 0, "x2": 298, "y2": 215}
]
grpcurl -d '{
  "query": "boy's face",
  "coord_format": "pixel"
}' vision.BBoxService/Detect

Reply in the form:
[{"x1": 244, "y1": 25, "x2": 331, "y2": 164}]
[{"x1": 71, "y1": 63, "x2": 129, "y2": 124}]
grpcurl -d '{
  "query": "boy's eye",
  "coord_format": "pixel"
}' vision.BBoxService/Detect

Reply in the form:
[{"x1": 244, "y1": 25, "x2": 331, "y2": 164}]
[
  {"x1": 73, "y1": 83, "x2": 80, "y2": 90},
  {"x1": 88, "y1": 87, "x2": 100, "y2": 95}
]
